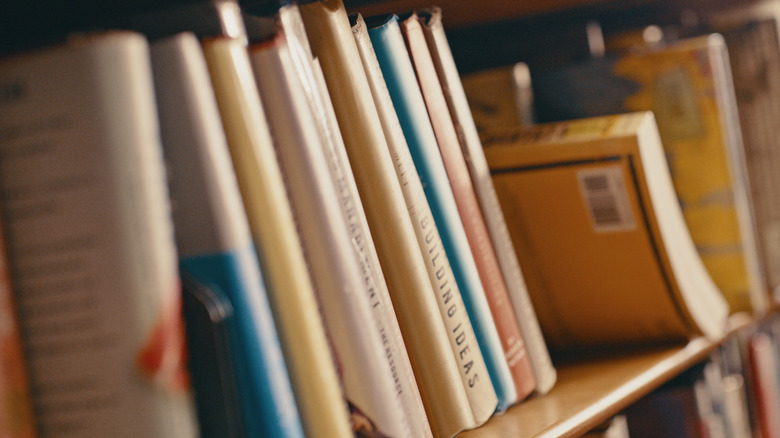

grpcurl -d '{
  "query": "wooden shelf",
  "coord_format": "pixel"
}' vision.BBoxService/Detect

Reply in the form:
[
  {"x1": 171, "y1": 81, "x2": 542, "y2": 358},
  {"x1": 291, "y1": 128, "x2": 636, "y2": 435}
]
[{"x1": 460, "y1": 314, "x2": 754, "y2": 438}]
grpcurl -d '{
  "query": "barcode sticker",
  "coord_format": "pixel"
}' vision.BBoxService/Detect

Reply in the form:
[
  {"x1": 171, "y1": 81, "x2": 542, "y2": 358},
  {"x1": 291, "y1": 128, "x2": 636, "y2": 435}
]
[{"x1": 577, "y1": 166, "x2": 636, "y2": 232}]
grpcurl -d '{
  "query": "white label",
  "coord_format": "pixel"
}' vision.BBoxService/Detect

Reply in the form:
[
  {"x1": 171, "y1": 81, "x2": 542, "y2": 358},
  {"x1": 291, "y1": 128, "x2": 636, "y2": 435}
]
[{"x1": 577, "y1": 165, "x2": 636, "y2": 233}]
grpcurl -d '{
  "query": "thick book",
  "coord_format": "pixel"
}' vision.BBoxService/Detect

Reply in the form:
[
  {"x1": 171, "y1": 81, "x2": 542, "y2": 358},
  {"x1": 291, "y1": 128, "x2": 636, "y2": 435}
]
[
  {"x1": 0, "y1": 32, "x2": 198, "y2": 437},
  {"x1": 248, "y1": 30, "x2": 411, "y2": 438},
  {"x1": 483, "y1": 112, "x2": 729, "y2": 349},
  {"x1": 149, "y1": 32, "x2": 303, "y2": 438},
  {"x1": 244, "y1": 8, "x2": 431, "y2": 436},
  {"x1": 297, "y1": 1, "x2": 479, "y2": 437},
  {"x1": 367, "y1": 12, "x2": 501, "y2": 421},
  {"x1": 403, "y1": 11, "x2": 536, "y2": 407},
  {"x1": 0, "y1": 214, "x2": 36, "y2": 438},
  {"x1": 418, "y1": 7, "x2": 557, "y2": 396},
  {"x1": 532, "y1": 34, "x2": 767, "y2": 315},
  {"x1": 351, "y1": 10, "x2": 494, "y2": 432},
  {"x1": 200, "y1": 36, "x2": 353, "y2": 438}
]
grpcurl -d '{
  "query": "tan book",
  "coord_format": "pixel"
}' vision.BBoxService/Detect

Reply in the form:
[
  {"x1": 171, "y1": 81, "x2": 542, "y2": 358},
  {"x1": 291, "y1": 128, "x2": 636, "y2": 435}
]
[
  {"x1": 419, "y1": 7, "x2": 557, "y2": 395},
  {"x1": 484, "y1": 112, "x2": 729, "y2": 349},
  {"x1": 298, "y1": 1, "x2": 477, "y2": 436},
  {"x1": 201, "y1": 36, "x2": 352, "y2": 438}
]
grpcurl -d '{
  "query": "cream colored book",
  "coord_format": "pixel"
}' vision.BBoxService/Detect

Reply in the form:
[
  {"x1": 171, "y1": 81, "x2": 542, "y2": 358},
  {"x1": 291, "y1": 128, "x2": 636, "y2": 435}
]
[
  {"x1": 249, "y1": 31, "x2": 410, "y2": 437},
  {"x1": 484, "y1": 112, "x2": 729, "y2": 349},
  {"x1": 0, "y1": 31, "x2": 198, "y2": 438},
  {"x1": 353, "y1": 9, "x2": 499, "y2": 423},
  {"x1": 419, "y1": 7, "x2": 557, "y2": 395},
  {"x1": 201, "y1": 36, "x2": 352, "y2": 438},
  {"x1": 298, "y1": 1, "x2": 478, "y2": 436},
  {"x1": 257, "y1": 7, "x2": 432, "y2": 435}
]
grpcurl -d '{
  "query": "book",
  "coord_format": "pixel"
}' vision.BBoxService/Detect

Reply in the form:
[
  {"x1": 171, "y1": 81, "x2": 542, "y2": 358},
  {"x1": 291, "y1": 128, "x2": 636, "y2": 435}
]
[
  {"x1": 532, "y1": 34, "x2": 768, "y2": 315},
  {"x1": 352, "y1": 10, "x2": 494, "y2": 433},
  {"x1": 704, "y1": 11, "x2": 780, "y2": 306},
  {"x1": 483, "y1": 112, "x2": 729, "y2": 349},
  {"x1": 0, "y1": 31, "x2": 198, "y2": 437},
  {"x1": 0, "y1": 216, "x2": 36, "y2": 438},
  {"x1": 244, "y1": 8, "x2": 432, "y2": 436},
  {"x1": 418, "y1": 7, "x2": 557, "y2": 396},
  {"x1": 149, "y1": 32, "x2": 303, "y2": 438},
  {"x1": 460, "y1": 62, "x2": 535, "y2": 133},
  {"x1": 404, "y1": 11, "x2": 537, "y2": 406},
  {"x1": 200, "y1": 35, "x2": 353, "y2": 438},
  {"x1": 248, "y1": 28, "x2": 411, "y2": 437},
  {"x1": 297, "y1": 1, "x2": 478, "y2": 436},
  {"x1": 367, "y1": 12, "x2": 501, "y2": 421}
]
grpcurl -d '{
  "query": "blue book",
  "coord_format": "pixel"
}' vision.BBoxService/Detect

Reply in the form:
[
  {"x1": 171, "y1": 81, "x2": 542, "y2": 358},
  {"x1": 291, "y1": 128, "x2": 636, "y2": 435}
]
[
  {"x1": 367, "y1": 14, "x2": 516, "y2": 412},
  {"x1": 150, "y1": 33, "x2": 304, "y2": 438}
]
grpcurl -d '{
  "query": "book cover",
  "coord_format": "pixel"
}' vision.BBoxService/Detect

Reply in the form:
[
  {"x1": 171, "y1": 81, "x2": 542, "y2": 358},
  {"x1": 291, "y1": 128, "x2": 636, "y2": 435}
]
[
  {"x1": 532, "y1": 35, "x2": 767, "y2": 315},
  {"x1": 201, "y1": 36, "x2": 353, "y2": 438},
  {"x1": 249, "y1": 30, "x2": 410, "y2": 438},
  {"x1": 419, "y1": 7, "x2": 557, "y2": 396},
  {"x1": 0, "y1": 31, "x2": 198, "y2": 437},
  {"x1": 484, "y1": 112, "x2": 729, "y2": 349},
  {"x1": 298, "y1": 1, "x2": 478, "y2": 436},
  {"x1": 403, "y1": 11, "x2": 536, "y2": 407},
  {"x1": 352, "y1": 11, "x2": 492, "y2": 435},
  {"x1": 367, "y1": 12, "x2": 500, "y2": 422},
  {"x1": 244, "y1": 8, "x2": 431, "y2": 436},
  {"x1": 149, "y1": 32, "x2": 303, "y2": 438}
]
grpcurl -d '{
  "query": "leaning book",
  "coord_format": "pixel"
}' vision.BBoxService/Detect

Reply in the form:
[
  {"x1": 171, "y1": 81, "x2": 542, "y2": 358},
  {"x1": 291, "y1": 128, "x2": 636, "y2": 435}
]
[
  {"x1": 483, "y1": 112, "x2": 729, "y2": 350},
  {"x1": 0, "y1": 32, "x2": 198, "y2": 437}
]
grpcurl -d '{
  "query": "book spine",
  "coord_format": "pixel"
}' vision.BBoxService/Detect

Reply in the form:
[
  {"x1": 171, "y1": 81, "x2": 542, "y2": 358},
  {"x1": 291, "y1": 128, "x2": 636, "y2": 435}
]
[
  {"x1": 403, "y1": 12, "x2": 536, "y2": 407},
  {"x1": 307, "y1": 58, "x2": 432, "y2": 438},
  {"x1": 0, "y1": 32, "x2": 197, "y2": 437},
  {"x1": 201, "y1": 37, "x2": 353, "y2": 438},
  {"x1": 249, "y1": 34, "x2": 409, "y2": 438},
  {"x1": 298, "y1": 2, "x2": 477, "y2": 436},
  {"x1": 419, "y1": 9, "x2": 557, "y2": 395},
  {"x1": 149, "y1": 33, "x2": 303, "y2": 438},
  {"x1": 367, "y1": 14, "x2": 500, "y2": 423}
]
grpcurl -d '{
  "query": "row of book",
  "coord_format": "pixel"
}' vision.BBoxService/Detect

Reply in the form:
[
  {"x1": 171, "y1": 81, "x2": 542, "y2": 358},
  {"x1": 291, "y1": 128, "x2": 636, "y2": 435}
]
[
  {"x1": 0, "y1": 0, "x2": 556, "y2": 437},
  {"x1": 0, "y1": 0, "x2": 772, "y2": 437}
]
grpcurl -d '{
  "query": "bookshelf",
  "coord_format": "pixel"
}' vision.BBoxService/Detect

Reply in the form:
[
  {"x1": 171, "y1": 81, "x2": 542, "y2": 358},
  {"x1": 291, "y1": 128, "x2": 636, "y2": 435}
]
[
  {"x1": 1, "y1": 0, "x2": 775, "y2": 437},
  {"x1": 462, "y1": 314, "x2": 755, "y2": 437}
]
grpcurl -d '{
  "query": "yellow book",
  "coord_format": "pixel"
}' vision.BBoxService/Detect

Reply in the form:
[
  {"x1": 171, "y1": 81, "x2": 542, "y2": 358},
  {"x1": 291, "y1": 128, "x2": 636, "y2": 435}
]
[
  {"x1": 484, "y1": 112, "x2": 729, "y2": 349},
  {"x1": 532, "y1": 35, "x2": 766, "y2": 315},
  {"x1": 201, "y1": 37, "x2": 352, "y2": 438},
  {"x1": 298, "y1": 1, "x2": 477, "y2": 436}
]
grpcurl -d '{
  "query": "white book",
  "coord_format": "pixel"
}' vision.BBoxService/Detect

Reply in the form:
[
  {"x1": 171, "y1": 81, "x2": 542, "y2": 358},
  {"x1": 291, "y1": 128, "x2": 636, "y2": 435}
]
[
  {"x1": 0, "y1": 32, "x2": 197, "y2": 437},
  {"x1": 149, "y1": 32, "x2": 303, "y2": 438},
  {"x1": 249, "y1": 31, "x2": 410, "y2": 438},
  {"x1": 419, "y1": 7, "x2": 557, "y2": 395}
]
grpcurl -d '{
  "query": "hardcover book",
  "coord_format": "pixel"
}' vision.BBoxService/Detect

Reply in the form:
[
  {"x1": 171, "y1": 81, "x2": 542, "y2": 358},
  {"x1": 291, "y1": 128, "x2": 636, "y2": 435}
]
[
  {"x1": 532, "y1": 35, "x2": 767, "y2": 315},
  {"x1": 419, "y1": 7, "x2": 556, "y2": 396},
  {"x1": 299, "y1": 1, "x2": 478, "y2": 436},
  {"x1": 0, "y1": 31, "x2": 198, "y2": 437},
  {"x1": 201, "y1": 36, "x2": 353, "y2": 438},
  {"x1": 367, "y1": 12, "x2": 501, "y2": 422},
  {"x1": 484, "y1": 112, "x2": 729, "y2": 349},
  {"x1": 249, "y1": 29, "x2": 410, "y2": 438},
  {"x1": 150, "y1": 32, "x2": 303, "y2": 438}
]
